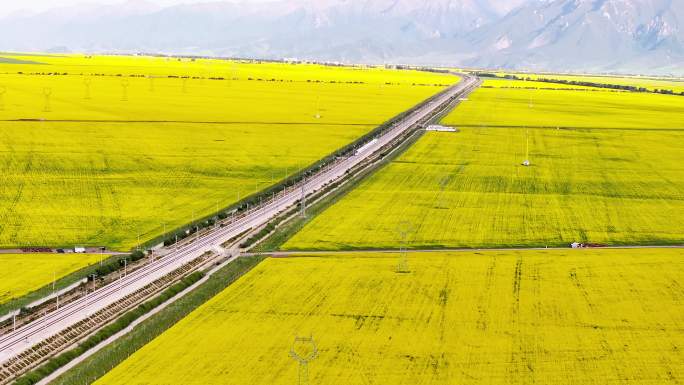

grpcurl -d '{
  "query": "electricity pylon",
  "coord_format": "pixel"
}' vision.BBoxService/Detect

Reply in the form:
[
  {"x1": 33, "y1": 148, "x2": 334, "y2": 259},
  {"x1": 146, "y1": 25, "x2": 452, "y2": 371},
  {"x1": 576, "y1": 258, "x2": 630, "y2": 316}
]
[
  {"x1": 314, "y1": 96, "x2": 321, "y2": 119},
  {"x1": 290, "y1": 335, "x2": 318, "y2": 385},
  {"x1": 0, "y1": 86, "x2": 6, "y2": 111},
  {"x1": 121, "y1": 79, "x2": 129, "y2": 101},
  {"x1": 43, "y1": 87, "x2": 52, "y2": 112},
  {"x1": 396, "y1": 221, "x2": 414, "y2": 273},
  {"x1": 83, "y1": 77, "x2": 92, "y2": 100}
]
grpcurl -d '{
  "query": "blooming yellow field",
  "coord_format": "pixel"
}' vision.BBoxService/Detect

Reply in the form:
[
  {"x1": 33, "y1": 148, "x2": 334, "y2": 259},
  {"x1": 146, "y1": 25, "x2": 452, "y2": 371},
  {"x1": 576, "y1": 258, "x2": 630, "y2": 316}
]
[
  {"x1": 283, "y1": 84, "x2": 684, "y2": 250},
  {"x1": 0, "y1": 53, "x2": 454, "y2": 86},
  {"x1": 445, "y1": 82, "x2": 684, "y2": 129},
  {"x1": 95, "y1": 248, "x2": 684, "y2": 385},
  {"x1": 0, "y1": 253, "x2": 103, "y2": 305},
  {"x1": 0, "y1": 54, "x2": 455, "y2": 249}
]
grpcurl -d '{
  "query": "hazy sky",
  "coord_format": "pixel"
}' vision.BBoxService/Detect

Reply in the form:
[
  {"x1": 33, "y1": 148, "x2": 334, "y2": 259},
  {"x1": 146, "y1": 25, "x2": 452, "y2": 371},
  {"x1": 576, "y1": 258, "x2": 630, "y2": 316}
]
[
  {"x1": 0, "y1": 0, "x2": 529, "y2": 17},
  {"x1": 0, "y1": 0, "x2": 273, "y2": 16}
]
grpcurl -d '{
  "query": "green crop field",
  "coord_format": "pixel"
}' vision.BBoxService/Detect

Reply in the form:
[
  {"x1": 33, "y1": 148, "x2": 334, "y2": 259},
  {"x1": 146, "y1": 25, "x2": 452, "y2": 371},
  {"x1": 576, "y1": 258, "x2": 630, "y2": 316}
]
[
  {"x1": 525, "y1": 73, "x2": 684, "y2": 94},
  {"x1": 0, "y1": 54, "x2": 456, "y2": 250},
  {"x1": 94, "y1": 248, "x2": 684, "y2": 385},
  {"x1": 0, "y1": 253, "x2": 103, "y2": 305},
  {"x1": 283, "y1": 85, "x2": 684, "y2": 250},
  {"x1": 480, "y1": 71, "x2": 684, "y2": 94},
  {"x1": 480, "y1": 78, "x2": 607, "y2": 91}
]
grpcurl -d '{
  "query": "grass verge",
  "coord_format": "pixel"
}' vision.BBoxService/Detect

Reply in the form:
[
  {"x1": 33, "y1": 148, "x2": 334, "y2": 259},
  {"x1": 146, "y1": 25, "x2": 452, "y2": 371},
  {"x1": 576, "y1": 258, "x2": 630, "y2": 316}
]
[
  {"x1": 46, "y1": 255, "x2": 265, "y2": 385},
  {"x1": 14, "y1": 271, "x2": 205, "y2": 385}
]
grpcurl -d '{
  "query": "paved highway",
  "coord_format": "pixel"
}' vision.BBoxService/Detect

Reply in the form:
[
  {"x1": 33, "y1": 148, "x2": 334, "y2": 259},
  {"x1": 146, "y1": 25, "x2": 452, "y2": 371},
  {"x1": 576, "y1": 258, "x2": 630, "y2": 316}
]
[{"x1": 0, "y1": 73, "x2": 480, "y2": 364}]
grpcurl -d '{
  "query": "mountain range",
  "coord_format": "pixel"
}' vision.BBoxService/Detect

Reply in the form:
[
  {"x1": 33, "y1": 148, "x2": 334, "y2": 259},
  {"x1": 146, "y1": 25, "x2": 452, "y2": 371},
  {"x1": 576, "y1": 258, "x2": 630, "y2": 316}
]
[{"x1": 0, "y1": 0, "x2": 681, "y2": 75}]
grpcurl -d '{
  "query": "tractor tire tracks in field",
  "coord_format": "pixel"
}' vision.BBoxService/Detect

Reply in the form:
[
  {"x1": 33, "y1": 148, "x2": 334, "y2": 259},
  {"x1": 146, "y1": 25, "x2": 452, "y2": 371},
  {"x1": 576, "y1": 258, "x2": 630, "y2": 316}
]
[{"x1": 0, "y1": 138, "x2": 34, "y2": 244}]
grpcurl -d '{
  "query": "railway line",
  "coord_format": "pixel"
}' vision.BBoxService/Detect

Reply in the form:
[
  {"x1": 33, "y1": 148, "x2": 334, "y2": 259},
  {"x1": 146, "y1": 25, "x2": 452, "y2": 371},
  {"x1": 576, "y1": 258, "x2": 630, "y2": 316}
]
[{"x1": 0, "y1": 73, "x2": 481, "y2": 372}]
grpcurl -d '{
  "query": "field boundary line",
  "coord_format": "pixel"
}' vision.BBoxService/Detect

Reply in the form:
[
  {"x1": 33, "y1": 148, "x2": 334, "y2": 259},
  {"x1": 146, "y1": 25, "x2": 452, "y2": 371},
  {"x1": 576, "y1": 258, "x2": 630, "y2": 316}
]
[
  {"x1": 2, "y1": 119, "x2": 377, "y2": 126},
  {"x1": 257, "y1": 244, "x2": 684, "y2": 257},
  {"x1": 454, "y1": 124, "x2": 684, "y2": 131}
]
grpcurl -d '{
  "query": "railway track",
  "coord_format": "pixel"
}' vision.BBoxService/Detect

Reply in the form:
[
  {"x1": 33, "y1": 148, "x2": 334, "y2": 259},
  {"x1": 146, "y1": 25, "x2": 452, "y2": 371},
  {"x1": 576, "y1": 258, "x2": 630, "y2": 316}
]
[
  {"x1": 0, "y1": 73, "x2": 481, "y2": 381},
  {"x1": 0, "y1": 255, "x2": 209, "y2": 384}
]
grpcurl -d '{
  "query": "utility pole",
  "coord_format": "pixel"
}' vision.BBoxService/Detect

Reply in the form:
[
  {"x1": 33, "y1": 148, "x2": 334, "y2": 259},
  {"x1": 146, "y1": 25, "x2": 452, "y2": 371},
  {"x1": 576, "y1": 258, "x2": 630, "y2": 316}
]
[
  {"x1": 89, "y1": 273, "x2": 97, "y2": 297},
  {"x1": 51, "y1": 270, "x2": 60, "y2": 309},
  {"x1": 300, "y1": 183, "x2": 307, "y2": 218}
]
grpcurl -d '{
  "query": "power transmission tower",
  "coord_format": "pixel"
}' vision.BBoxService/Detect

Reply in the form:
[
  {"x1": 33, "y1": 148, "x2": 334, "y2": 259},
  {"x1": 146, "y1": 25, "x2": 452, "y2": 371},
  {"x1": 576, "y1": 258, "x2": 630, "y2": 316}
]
[
  {"x1": 396, "y1": 221, "x2": 414, "y2": 273},
  {"x1": 0, "y1": 86, "x2": 6, "y2": 111},
  {"x1": 290, "y1": 336, "x2": 318, "y2": 385},
  {"x1": 522, "y1": 86, "x2": 533, "y2": 167},
  {"x1": 121, "y1": 79, "x2": 129, "y2": 101},
  {"x1": 43, "y1": 87, "x2": 52, "y2": 112},
  {"x1": 83, "y1": 77, "x2": 92, "y2": 100},
  {"x1": 314, "y1": 96, "x2": 321, "y2": 119}
]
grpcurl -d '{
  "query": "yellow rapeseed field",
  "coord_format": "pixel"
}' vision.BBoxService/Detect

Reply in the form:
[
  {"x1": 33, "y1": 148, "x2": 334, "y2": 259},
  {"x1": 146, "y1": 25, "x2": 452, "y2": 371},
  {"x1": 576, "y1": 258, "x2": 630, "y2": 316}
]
[
  {"x1": 95, "y1": 248, "x2": 684, "y2": 384},
  {"x1": 0, "y1": 54, "x2": 455, "y2": 249},
  {"x1": 0, "y1": 253, "x2": 102, "y2": 305},
  {"x1": 445, "y1": 80, "x2": 684, "y2": 129},
  {"x1": 284, "y1": 84, "x2": 684, "y2": 250},
  {"x1": 0, "y1": 53, "x2": 454, "y2": 86}
]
